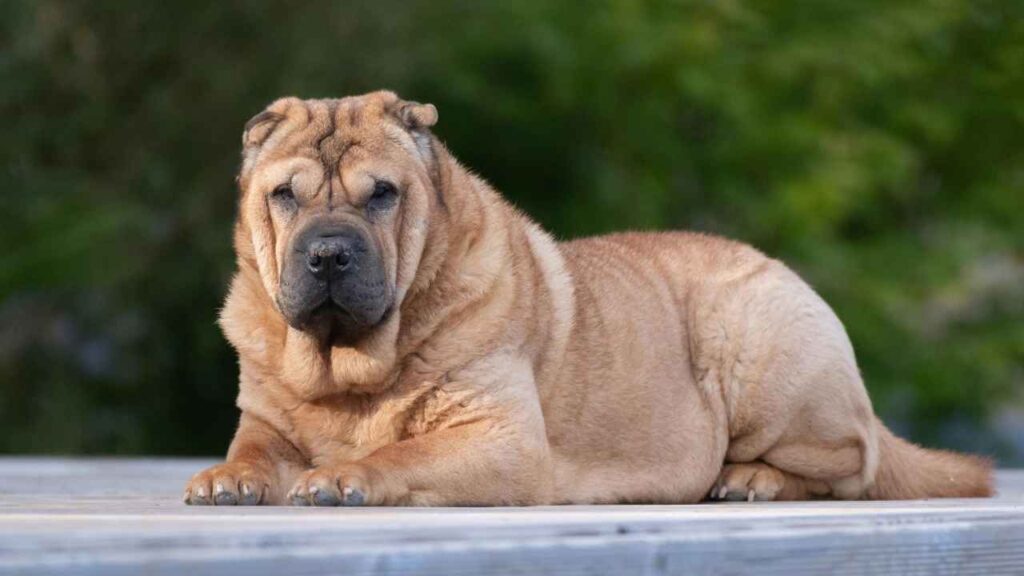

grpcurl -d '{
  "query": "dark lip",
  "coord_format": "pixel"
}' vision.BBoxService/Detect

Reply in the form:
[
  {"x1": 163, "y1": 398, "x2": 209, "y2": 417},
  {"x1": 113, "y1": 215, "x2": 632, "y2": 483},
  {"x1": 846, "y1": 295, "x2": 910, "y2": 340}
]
[
  {"x1": 301, "y1": 300, "x2": 393, "y2": 346},
  {"x1": 379, "y1": 303, "x2": 395, "y2": 323},
  {"x1": 307, "y1": 301, "x2": 357, "y2": 325}
]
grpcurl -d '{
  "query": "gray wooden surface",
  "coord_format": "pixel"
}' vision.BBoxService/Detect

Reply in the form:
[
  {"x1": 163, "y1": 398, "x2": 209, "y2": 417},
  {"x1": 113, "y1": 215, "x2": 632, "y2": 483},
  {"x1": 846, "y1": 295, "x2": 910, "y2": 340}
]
[{"x1": 0, "y1": 458, "x2": 1021, "y2": 575}]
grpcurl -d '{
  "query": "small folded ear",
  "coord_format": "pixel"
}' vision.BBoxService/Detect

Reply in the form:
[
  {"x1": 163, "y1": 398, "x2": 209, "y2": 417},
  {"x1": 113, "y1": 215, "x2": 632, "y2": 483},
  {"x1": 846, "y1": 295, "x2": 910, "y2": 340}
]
[
  {"x1": 396, "y1": 101, "x2": 438, "y2": 130},
  {"x1": 238, "y1": 102, "x2": 292, "y2": 187},
  {"x1": 242, "y1": 110, "x2": 286, "y2": 148}
]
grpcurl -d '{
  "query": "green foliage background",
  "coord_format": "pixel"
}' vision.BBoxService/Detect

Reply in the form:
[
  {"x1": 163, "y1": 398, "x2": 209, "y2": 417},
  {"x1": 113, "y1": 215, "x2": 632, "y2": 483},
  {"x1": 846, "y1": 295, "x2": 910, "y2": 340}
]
[{"x1": 2, "y1": 1, "x2": 1022, "y2": 461}]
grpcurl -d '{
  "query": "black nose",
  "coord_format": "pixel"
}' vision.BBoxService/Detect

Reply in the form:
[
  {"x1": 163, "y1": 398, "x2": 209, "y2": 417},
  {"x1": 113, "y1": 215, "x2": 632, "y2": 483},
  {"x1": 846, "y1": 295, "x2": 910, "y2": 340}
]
[{"x1": 306, "y1": 235, "x2": 353, "y2": 278}]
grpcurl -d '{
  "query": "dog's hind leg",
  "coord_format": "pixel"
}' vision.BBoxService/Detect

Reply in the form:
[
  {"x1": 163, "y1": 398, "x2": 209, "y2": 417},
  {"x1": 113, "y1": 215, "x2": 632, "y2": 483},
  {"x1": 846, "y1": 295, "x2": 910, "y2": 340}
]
[{"x1": 696, "y1": 264, "x2": 879, "y2": 502}]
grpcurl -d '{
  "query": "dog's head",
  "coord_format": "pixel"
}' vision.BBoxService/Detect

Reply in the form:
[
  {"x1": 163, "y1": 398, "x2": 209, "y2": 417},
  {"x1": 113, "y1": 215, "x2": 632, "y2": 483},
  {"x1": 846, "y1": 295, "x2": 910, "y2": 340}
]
[{"x1": 233, "y1": 91, "x2": 444, "y2": 347}]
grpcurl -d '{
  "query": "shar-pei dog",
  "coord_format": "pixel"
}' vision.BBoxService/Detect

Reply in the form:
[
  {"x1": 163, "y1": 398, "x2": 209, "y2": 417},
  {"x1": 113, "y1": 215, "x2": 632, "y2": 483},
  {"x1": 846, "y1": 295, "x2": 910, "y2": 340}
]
[{"x1": 185, "y1": 91, "x2": 991, "y2": 506}]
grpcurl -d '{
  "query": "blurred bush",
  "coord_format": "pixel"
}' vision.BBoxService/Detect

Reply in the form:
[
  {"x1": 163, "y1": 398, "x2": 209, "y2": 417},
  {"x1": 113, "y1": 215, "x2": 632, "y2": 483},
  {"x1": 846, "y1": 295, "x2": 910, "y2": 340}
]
[{"x1": 1, "y1": 0, "x2": 1021, "y2": 460}]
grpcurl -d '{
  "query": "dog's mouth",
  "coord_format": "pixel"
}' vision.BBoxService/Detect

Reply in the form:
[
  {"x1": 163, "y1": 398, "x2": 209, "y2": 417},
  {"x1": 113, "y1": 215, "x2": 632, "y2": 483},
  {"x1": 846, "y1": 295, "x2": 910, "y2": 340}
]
[
  {"x1": 303, "y1": 300, "x2": 393, "y2": 346},
  {"x1": 309, "y1": 300, "x2": 353, "y2": 322}
]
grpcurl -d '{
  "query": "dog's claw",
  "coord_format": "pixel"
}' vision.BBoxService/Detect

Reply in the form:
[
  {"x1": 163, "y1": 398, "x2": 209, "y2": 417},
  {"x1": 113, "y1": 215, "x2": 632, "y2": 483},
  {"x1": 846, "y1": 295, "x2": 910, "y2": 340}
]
[
  {"x1": 341, "y1": 486, "x2": 365, "y2": 506},
  {"x1": 214, "y1": 482, "x2": 239, "y2": 505},
  {"x1": 313, "y1": 489, "x2": 341, "y2": 506}
]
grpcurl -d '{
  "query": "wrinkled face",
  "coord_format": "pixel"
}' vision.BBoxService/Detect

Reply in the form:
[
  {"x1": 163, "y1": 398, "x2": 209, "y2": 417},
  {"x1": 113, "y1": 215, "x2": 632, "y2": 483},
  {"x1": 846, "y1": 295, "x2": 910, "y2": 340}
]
[{"x1": 236, "y1": 93, "x2": 439, "y2": 344}]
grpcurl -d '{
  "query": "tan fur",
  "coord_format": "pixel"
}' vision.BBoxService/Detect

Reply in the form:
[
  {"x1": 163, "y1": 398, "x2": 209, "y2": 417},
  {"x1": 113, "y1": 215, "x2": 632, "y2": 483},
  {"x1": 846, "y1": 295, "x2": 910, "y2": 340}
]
[{"x1": 184, "y1": 91, "x2": 992, "y2": 507}]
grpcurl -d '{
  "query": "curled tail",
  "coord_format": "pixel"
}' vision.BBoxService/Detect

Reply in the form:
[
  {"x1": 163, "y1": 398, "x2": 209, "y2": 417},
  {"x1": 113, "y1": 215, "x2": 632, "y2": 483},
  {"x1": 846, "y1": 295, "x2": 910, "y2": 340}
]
[{"x1": 867, "y1": 418, "x2": 993, "y2": 499}]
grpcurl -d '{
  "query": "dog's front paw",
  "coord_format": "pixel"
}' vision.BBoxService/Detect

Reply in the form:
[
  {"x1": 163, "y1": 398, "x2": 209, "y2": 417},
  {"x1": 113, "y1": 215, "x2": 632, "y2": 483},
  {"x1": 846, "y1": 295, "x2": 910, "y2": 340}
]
[
  {"x1": 287, "y1": 464, "x2": 394, "y2": 507},
  {"x1": 184, "y1": 462, "x2": 272, "y2": 506}
]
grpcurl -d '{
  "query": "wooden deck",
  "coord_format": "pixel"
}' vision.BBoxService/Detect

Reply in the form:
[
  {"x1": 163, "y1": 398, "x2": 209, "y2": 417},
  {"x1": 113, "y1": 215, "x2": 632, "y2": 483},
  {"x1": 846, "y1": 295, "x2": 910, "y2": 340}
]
[{"x1": 0, "y1": 458, "x2": 1022, "y2": 575}]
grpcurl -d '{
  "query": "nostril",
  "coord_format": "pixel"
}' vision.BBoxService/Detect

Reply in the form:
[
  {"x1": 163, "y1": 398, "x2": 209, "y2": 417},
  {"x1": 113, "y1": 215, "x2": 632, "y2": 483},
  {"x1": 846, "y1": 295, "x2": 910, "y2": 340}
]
[
  {"x1": 307, "y1": 254, "x2": 323, "y2": 272},
  {"x1": 334, "y1": 251, "x2": 351, "y2": 269}
]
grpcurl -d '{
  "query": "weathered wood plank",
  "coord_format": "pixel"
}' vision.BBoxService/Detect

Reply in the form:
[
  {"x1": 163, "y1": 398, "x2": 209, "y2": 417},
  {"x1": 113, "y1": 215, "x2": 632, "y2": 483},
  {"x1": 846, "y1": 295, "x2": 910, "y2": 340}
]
[{"x1": 0, "y1": 458, "x2": 1022, "y2": 575}]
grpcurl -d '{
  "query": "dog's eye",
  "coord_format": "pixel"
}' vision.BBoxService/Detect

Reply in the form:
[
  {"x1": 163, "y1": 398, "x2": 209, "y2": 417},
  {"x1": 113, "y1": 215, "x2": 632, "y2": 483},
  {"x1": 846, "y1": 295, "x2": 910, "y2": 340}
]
[
  {"x1": 271, "y1": 184, "x2": 295, "y2": 202},
  {"x1": 368, "y1": 180, "x2": 398, "y2": 211},
  {"x1": 371, "y1": 181, "x2": 397, "y2": 201}
]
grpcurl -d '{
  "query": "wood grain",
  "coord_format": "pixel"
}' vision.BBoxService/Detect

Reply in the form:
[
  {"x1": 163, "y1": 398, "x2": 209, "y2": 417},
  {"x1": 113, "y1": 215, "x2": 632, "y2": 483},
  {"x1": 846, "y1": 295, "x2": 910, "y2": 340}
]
[{"x1": 0, "y1": 458, "x2": 1021, "y2": 575}]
